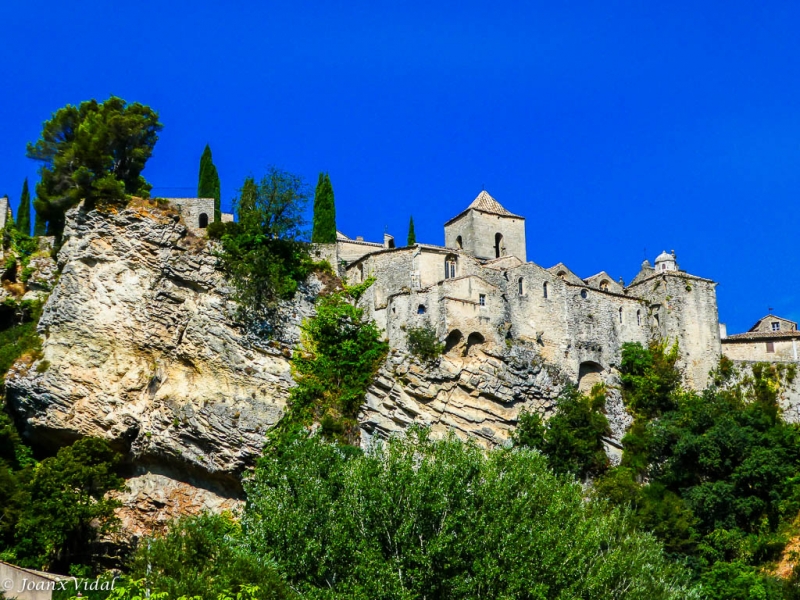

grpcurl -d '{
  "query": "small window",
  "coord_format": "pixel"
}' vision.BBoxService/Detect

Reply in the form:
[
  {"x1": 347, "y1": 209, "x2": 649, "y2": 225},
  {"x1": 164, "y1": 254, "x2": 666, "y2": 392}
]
[
  {"x1": 580, "y1": 289, "x2": 588, "y2": 299},
  {"x1": 518, "y1": 277, "x2": 524, "y2": 295},
  {"x1": 444, "y1": 256, "x2": 457, "y2": 279},
  {"x1": 600, "y1": 280, "x2": 609, "y2": 291},
  {"x1": 557, "y1": 271, "x2": 566, "y2": 280},
  {"x1": 543, "y1": 282, "x2": 548, "y2": 299},
  {"x1": 766, "y1": 341, "x2": 775, "y2": 353},
  {"x1": 637, "y1": 310, "x2": 641, "y2": 326},
  {"x1": 479, "y1": 294, "x2": 486, "y2": 306},
  {"x1": 654, "y1": 313, "x2": 660, "y2": 328},
  {"x1": 494, "y1": 233, "x2": 504, "y2": 258},
  {"x1": 417, "y1": 304, "x2": 426, "y2": 315},
  {"x1": 456, "y1": 236, "x2": 463, "y2": 249},
  {"x1": 198, "y1": 213, "x2": 209, "y2": 228},
  {"x1": 619, "y1": 307, "x2": 623, "y2": 323},
  {"x1": 772, "y1": 322, "x2": 781, "y2": 332}
]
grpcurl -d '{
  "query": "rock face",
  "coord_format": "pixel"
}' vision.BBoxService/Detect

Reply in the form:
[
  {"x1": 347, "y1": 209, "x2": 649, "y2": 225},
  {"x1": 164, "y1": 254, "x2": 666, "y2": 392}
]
[{"x1": 6, "y1": 202, "x2": 316, "y2": 493}]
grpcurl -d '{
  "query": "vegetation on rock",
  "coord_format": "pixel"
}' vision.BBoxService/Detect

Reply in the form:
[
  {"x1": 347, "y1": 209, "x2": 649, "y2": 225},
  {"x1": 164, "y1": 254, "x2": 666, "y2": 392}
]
[
  {"x1": 405, "y1": 323, "x2": 444, "y2": 362},
  {"x1": 27, "y1": 96, "x2": 162, "y2": 238}
]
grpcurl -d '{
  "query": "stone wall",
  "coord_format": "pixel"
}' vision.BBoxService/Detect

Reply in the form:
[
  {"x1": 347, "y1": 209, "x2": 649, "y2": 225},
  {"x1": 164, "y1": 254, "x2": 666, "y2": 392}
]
[
  {"x1": 444, "y1": 211, "x2": 526, "y2": 262},
  {"x1": 723, "y1": 338, "x2": 800, "y2": 362},
  {"x1": 0, "y1": 196, "x2": 8, "y2": 230},
  {"x1": 165, "y1": 197, "x2": 214, "y2": 230}
]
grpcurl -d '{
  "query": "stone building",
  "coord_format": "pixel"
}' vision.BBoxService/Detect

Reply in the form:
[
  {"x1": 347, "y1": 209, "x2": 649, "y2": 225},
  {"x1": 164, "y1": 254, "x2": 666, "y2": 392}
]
[
  {"x1": 340, "y1": 190, "x2": 722, "y2": 392},
  {"x1": 0, "y1": 196, "x2": 9, "y2": 230},
  {"x1": 722, "y1": 314, "x2": 800, "y2": 363},
  {"x1": 164, "y1": 198, "x2": 234, "y2": 231}
]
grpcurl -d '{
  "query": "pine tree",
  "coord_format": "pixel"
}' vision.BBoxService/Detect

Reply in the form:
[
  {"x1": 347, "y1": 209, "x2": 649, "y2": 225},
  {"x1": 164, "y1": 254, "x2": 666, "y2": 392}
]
[
  {"x1": 33, "y1": 202, "x2": 47, "y2": 236},
  {"x1": 407, "y1": 215, "x2": 416, "y2": 246},
  {"x1": 198, "y1": 145, "x2": 221, "y2": 222},
  {"x1": 17, "y1": 178, "x2": 31, "y2": 236},
  {"x1": 311, "y1": 173, "x2": 336, "y2": 243}
]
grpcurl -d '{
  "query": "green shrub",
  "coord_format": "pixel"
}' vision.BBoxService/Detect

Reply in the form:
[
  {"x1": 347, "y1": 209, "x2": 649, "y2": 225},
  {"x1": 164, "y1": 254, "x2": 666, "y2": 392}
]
[{"x1": 406, "y1": 324, "x2": 444, "y2": 362}]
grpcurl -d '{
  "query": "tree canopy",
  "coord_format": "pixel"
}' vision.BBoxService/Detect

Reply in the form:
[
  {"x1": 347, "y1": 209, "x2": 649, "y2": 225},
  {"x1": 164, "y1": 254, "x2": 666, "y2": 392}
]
[
  {"x1": 26, "y1": 96, "x2": 162, "y2": 238},
  {"x1": 198, "y1": 144, "x2": 221, "y2": 222},
  {"x1": 407, "y1": 215, "x2": 416, "y2": 245},
  {"x1": 311, "y1": 172, "x2": 336, "y2": 243}
]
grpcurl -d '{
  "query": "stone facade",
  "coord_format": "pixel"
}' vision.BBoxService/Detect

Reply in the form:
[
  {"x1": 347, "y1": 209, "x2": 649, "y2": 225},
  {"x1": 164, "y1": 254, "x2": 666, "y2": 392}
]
[
  {"x1": 343, "y1": 191, "x2": 723, "y2": 398},
  {"x1": 722, "y1": 315, "x2": 800, "y2": 363},
  {"x1": 0, "y1": 196, "x2": 9, "y2": 230},
  {"x1": 164, "y1": 197, "x2": 234, "y2": 230}
]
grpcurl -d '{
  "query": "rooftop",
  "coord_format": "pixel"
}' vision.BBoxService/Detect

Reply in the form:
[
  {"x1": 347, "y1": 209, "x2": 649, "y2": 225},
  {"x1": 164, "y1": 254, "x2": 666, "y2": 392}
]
[{"x1": 444, "y1": 190, "x2": 524, "y2": 225}]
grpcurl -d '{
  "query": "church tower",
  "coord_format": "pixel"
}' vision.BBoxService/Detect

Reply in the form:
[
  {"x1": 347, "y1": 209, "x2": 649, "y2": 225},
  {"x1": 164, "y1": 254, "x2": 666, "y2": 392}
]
[{"x1": 444, "y1": 191, "x2": 526, "y2": 262}]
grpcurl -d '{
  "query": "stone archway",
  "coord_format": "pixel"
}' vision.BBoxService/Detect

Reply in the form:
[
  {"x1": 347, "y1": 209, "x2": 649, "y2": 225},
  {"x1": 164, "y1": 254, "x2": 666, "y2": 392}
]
[{"x1": 578, "y1": 361, "x2": 604, "y2": 394}]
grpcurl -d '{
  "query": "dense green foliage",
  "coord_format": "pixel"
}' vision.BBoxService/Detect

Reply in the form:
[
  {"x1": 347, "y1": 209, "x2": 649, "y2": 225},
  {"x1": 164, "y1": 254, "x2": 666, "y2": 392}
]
[
  {"x1": 405, "y1": 323, "x2": 443, "y2": 362},
  {"x1": 237, "y1": 428, "x2": 697, "y2": 599},
  {"x1": 197, "y1": 144, "x2": 221, "y2": 222},
  {"x1": 514, "y1": 383, "x2": 611, "y2": 479},
  {"x1": 129, "y1": 513, "x2": 294, "y2": 599},
  {"x1": 311, "y1": 172, "x2": 336, "y2": 243},
  {"x1": 407, "y1": 215, "x2": 416, "y2": 245},
  {"x1": 17, "y1": 178, "x2": 31, "y2": 236},
  {"x1": 33, "y1": 205, "x2": 47, "y2": 236},
  {"x1": 0, "y1": 299, "x2": 43, "y2": 388},
  {"x1": 281, "y1": 279, "x2": 388, "y2": 442},
  {"x1": 593, "y1": 342, "x2": 800, "y2": 598},
  {"x1": 216, "y1": 168, "x2": 316, "y2": 327},
  {"x1": 27, "y1": 96, "x2": 162, "y2": 238}
]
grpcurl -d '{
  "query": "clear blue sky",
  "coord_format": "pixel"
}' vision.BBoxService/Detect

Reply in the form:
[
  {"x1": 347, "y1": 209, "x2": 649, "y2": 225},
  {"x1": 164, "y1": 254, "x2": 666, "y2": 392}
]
[{"x1": 1, "y1": 1, "x2": 798, "y2": 333}]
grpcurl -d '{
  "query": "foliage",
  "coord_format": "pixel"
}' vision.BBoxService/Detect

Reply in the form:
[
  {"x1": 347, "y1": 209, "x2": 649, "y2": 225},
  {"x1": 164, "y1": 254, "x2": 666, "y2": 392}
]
[
  {"x1": 407, "y1": 215, "x2": 416, "y2": 245},
  {"x1": 26, "y1": 96, "x2": 162, "y2": 238},
  {"x1": 11, "y1": 437, "x2": 125, "y2": 572},
  {"x1": 217, "y1": 168, "x2": 315, "y2": 326},
  {"x1": 514, "y1": 383, "x2": 611, "y2": 479},
  {"x1": 197, "y1": 144, "x2": 221, "y2": 223},
  {"x1": 405, "y1": 323, "x2": 443, "y2": 362},
  {"x1": 64, "y1": 578, "x2": 269, "y2": 600},
  {"x1": 311, "y1": 172, "x2": 336, "y2": 243},
  {"x1": 17, "y1": 178, "x2": 31, "y2": 236},
  {"x1": 281, "y1": 279, "x2": 388, "y2": 442},
  {"x1": 241, "y1": 427, "x2": 698, "y2": 599},
  {"x1": 0, "y1": 299, "x2": 43, "y2": 388},
  {"x1": 620, "y1": 340, "x2": 681, "y2": 419},
  {"x1": 593, "y1": 342, "x2": 800, "y2": 596},
  {"x1": 129, "y1": 513, "x2": 294, "y2": 600}
]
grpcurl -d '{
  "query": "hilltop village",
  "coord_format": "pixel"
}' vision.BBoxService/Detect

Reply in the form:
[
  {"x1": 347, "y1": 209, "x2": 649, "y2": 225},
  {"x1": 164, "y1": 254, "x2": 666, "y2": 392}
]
[{"x1": 315, "y1": 190, "x2": 797, "y2": 394}]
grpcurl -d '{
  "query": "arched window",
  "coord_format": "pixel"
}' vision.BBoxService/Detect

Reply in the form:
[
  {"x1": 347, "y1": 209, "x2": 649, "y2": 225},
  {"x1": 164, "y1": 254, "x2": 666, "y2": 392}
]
[
  {"x1": 518, "y1": 277, "x2": 524, "y2": 295},
  {"x1": 456, "y1": 236, "x2": 463, "y2": 249},
  {"x1": 654, "y1": 313, "x2": 660, "y2": 328},
  {"x1": 600, "y1": 280, "x2": 609, "y2": 291},
  {"x1": 198, "y1": 213, "x2": 209, "y2": 228},
  {"x1": 543, "y1": 281, "x2": 548, "y2": 298},
  {"x1": 417, "y1": 304, "x2": 426, "y2": 315},
  {"x1": 580, "y1": 289, "x2": 588, "y2": 299},
  {"x1": 494, "y1": 233, "x2": 504, "y2": 258},
  {"x1": 444, "y1": 255, "x2": 457, "y2": 279},
  {"x1": 357, "y1": 264, "x2": 364, "y2": 282},
  {"x1": 557, "y1": 271, "x2": 566, "y2": 281},
  {"x1": 619, "y1": 307, "x2": 623, "y2": 323},
  {"x1": 636, "y1": 310, "x2": 641, "y2": 326}
]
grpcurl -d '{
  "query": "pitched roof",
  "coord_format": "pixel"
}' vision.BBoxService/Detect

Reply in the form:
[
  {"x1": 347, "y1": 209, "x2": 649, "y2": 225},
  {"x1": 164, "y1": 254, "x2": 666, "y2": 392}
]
[
  {"x1": 723, "y1": 330, "x2": 800, "y2": 342},
  {"x1": 444, "y1": 191, "x2": 524, "y2": 225},
  {"x1": 748, "y1": 315, "x2": 798, "y2": 332}
]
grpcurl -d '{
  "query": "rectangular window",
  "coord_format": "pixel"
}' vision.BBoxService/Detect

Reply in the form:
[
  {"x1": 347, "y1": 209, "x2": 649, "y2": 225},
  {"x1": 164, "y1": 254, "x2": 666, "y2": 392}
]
[
  {"x1": 479, "y1": 294, "x2": 486, "y2": 306},
  {"x1": 772, "y1": 322, "x2": 780, "y2": 331},
  {"x1": 766, "y1": 341, "x2": 775, "y2": 353}
]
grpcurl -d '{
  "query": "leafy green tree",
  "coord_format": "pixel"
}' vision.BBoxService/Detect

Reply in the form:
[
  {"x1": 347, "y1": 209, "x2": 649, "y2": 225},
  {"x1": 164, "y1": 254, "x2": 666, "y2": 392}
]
[
  {"x1": 12, "y1": 437, "x2": 124, "y2": 572},
  {"x1": 407, "y1": 215, "x2": 416, "y2": 245},
  {"x1": 198, "y1": 144, "x2": 221, "y2": 222},
  {"x1": 130, "y1": 513, "x2": 294, "y2": 599},
  {"x1": 242, "y1": 428, "x2": 699, "y2": 599},
  {"x1": 26, "y1": 96, "x2": 162, "y2": 238},
  {"x1": 406, "y1": 323, "x2": 443, "y2": 362},
  {"x1": 514, "y1": 384, "x2": 611, "y2": 479},
  {"x1": 311, "y1": 172, "x2": 336, "y2": 243},
  {"x1": 285, "y1": 279, "x2": 388, "y2": 441},
  {"x1": 620, "y1": 340, "x2": 681, "y2": 418},
  {"x1": 16, "y1": 179, "x2": 31, "y2": 235},
  {"x1": 217, "y1": 167, "x2": 315, "y2": 327}
]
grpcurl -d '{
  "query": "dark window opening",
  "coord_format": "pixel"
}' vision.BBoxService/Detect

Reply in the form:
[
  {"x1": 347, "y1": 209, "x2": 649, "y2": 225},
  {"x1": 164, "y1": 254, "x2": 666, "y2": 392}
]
[
  {"x1": 456, "y1": 236, "x2": 463, "y2": 249},
  {"x1": 417, "y1": 304, "x2": 426, "y2": 315},
  {"x1": 518, "y1": 277, "x2": 524, "y2": 295},
  {"x1": 479, "y1": 294, "x2": 486, "y2": 306},
  {"x1": 198, "y1": 213, "x2": 209, "y2": 228},
  {"x1": 772, "y1": 322, "x2": 781, "y2": 332},
  {"x1": 494, "y1": 232, "x2": 504, "y2": 258},
  {"x1": 543, "y1": 282, "x2": 548, "y2": 298}
]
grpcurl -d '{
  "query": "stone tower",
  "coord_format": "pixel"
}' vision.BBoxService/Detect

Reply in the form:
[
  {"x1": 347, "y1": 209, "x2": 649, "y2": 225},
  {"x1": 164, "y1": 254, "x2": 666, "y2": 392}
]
[
  {"x1": 0, "y1": 196, "x2": 8, "y2": 230},
  {"x1": 444, "y1": 191, "x2": 526, "y2": 261}
]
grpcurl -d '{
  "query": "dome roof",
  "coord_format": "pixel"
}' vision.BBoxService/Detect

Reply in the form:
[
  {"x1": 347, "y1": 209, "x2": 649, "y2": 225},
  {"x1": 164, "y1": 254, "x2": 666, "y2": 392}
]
[{"x1": 655, "y1": 250, "x2": 674, "y2": 263}]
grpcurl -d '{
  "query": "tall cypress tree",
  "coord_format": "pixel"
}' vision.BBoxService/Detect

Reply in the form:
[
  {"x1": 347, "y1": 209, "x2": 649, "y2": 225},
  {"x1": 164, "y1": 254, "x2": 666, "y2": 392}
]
[
  {"x1": 311, "y1": 172, "x2": 336, "y2": 243},
  {"x1": 407, "y1": 215, "x2": 416, "y2": 246},
  {"x1": 17, "y1": 178, "x2": 31, "y2": 235},
  {"x1": 198, "y1": 144, "x2": 221, "y2": 222}
]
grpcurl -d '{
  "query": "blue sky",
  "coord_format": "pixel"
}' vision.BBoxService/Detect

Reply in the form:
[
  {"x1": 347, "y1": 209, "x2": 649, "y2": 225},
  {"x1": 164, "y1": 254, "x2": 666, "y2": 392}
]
[{"x1": 1, "y1": 1, "x2": 798, "y2": 333}]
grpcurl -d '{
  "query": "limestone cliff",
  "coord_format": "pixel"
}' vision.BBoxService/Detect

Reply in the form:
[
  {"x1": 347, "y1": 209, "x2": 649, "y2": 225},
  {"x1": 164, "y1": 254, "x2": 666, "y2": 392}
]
[{"x1": 5, "y1": 201, "x2": 319, "y2": 533}]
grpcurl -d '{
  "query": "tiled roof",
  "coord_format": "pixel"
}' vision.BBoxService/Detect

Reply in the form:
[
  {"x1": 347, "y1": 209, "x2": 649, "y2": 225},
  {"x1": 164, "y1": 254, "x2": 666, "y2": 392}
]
[
  {"x1": 467, "y1": 191, "x2": 521, "y2": 217},
  {"x1": 723, "y1": 330, "x2": 800, "y2": 342},
  {"x1": 444, "y1": 190, "x2": 524, "y2": 225}
]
